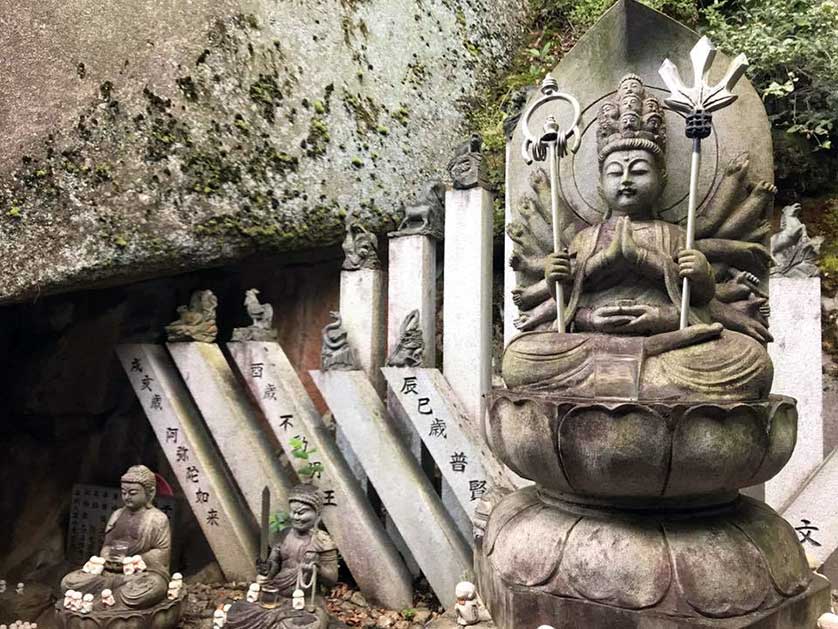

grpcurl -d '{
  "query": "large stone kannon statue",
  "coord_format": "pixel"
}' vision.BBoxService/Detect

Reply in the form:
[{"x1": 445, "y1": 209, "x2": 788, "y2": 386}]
[
  {"x1": 57, "y1": 465, "x2": 183, "y2": 629},
  {"x1": 479, "y1": 1, "x2": 830, "y2": 627}
]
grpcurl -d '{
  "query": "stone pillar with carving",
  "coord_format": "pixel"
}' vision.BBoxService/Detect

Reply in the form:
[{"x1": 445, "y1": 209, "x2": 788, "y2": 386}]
[
  {"x1": 339, "y1": 210, "x2": 386, "y2": 394},
  {"x1": 443, "y1": 134, "x2": 494, "y2": 431}
]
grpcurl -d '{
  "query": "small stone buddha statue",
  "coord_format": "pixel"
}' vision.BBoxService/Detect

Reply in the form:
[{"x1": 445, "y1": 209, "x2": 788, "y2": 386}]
[
  {"x1": 60, "y1": 465, "x2": 171, "y2": 610},
  {"x1": 225, "y1": 485, "x2": 338, "y2": 629}
]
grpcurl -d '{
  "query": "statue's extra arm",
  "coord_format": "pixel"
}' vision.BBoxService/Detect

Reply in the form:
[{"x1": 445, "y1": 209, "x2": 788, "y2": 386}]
[
  {"x1": 695, "y1": 153, "x2": 750, "y2": 239},
  {"x1": 695, "y1": 238, "x2": 772, "y2": 277}
]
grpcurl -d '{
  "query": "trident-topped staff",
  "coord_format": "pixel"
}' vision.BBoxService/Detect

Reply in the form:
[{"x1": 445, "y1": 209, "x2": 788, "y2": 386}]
[
  {"x1": 659, "y1": 36, "x2": 749, "y2": 329},
  {"x1": 520, "y1": 76, "x2": 582, "y2": 332}
]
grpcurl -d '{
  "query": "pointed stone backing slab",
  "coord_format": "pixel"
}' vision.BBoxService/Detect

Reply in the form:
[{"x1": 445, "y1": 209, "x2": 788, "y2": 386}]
[
  {"x1": 227, "y1": 341, "x2": 414, "y2": 610},
  {"x1": 117, "y1": 344, "x2": 257, "y2": 581},
  {"x1": 382, "y1": 367, "x2": 517, "y2": 525},
  {"x1": 311, "y1": 369, "x2": 472, "y2": 605},
  {"x1": 508, "y1": 0, "x2": 772, "y2": 230},
  {"x1": 167, "y1": 342, "x2": 293, "y2": 519}
]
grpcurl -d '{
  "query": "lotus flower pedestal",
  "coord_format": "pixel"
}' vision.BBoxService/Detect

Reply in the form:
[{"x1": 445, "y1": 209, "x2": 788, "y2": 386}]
[{"x1": 477, "y1": 392, "x2": 830, "y2": 628}]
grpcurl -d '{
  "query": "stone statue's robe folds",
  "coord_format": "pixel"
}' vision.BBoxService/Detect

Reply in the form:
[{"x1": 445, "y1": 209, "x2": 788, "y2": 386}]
[
  {"x1": 60, "y1": 506, "x2": 170, "y2": 609},
  {"x1": 503, "y1": 219, "x2": 773, "y2": 401}
]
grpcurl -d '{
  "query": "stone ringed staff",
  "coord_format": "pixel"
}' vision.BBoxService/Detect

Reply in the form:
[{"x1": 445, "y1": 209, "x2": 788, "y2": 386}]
[{"x1": 520, "y1": 75, "x2": 582, "y2": 331}]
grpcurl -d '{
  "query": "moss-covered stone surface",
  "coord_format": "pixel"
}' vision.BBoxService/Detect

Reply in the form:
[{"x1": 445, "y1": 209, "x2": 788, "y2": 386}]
[{"x1": 0, "y1": 0, "x2": 528, "y2": 303}]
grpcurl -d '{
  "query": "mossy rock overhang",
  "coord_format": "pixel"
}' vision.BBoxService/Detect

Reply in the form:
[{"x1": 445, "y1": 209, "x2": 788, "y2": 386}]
[{"x1": 0, "y1": 0, "x2": 529, "y2": 304}]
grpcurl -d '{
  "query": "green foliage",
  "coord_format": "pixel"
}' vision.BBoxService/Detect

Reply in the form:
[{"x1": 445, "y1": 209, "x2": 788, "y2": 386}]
[
  {"x1": 705, "y1": 0, "x2": 838, "y2": 151},
  {"x1": 544, "y1": 0, "x2": 697, "y2": 32},
  {"x1": 400, "y1": 609, "x2": 417, "y2": 621},
  {"x1": 289, "y1": 437, "x2": 325, "y2": 480},
  {"x1": 270, "y1": 511, "x2": 289, "y2": 533}
]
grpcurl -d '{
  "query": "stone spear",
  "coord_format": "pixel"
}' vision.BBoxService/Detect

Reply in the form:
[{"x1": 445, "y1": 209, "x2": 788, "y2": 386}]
[{"x1": 659, "y1": 36, "x2": 749, "y2": 329}]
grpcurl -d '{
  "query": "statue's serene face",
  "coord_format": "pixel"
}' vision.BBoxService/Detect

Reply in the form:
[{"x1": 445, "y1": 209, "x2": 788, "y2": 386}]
[
  {"x1": 289, "y1": 500, "x2": 317, "y2": 532},
  {"x1": 600, "y1": 149, "x2": 663, "y2": 217},
  {"x1": 121, "y1": 482, "x2": 148, "y2": 511}
]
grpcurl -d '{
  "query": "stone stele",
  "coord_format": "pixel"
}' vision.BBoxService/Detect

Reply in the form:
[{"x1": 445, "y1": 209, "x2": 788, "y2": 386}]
[{"x1": 482, "y1": 1, "x2": 830, "y2": 628}]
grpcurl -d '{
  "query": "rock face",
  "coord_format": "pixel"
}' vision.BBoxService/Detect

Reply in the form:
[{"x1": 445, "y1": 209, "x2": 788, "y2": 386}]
[{"x1": 0, "y1": 0, "x2": 528, "y2": 303}]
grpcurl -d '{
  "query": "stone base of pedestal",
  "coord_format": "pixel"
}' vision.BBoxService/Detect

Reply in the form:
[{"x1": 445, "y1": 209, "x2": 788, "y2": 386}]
[
  {"x1": 477, "y1": 487, "x2": 828, "y2": 629},
  {"x1": 54, "y1": 592, "x2": 185, "y2": 629},
  {"x1": 474, "y1": 571, "x2": 829, "y2": 628}
]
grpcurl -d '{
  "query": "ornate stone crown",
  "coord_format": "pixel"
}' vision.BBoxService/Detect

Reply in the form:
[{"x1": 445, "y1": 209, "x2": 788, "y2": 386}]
[{"x1": 597, "y1": 74, "x2": 667, "y2": 165}]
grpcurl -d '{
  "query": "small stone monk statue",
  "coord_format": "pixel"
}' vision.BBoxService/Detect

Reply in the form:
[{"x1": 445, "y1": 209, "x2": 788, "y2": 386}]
[
  {"x1": 60, "y1": 465, "x2": 170, "y2": 610},
  {"x1": 454, "y1": 582, "x2": 492, "y2": 626},
  {"x1": 225, "y1": 484, "x2": 338, "y2": 629}
]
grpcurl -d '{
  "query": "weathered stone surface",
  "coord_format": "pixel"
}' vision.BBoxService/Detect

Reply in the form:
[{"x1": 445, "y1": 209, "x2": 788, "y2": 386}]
[
  {"x1": 442, "y1": 186, "x2": 493, "y2": 426},
  {"x1": 382, "y1": 367, "x2": 516, "y2": 523},
  {"x1": 311, "y1": 369, "x2": 472, "y2": 605},
  {"x1": 781, "y1": 447, "x2": 838, "y2": 580},
  {"x1": 227, "y1": 341, "x2": 414, "y2": 610},
  {"x1": 479, "y1": 489, "x2": 822, "y2": 627},
  {"x1": 166, "y1": 342, "x2": 293, "y2": 515},
  {"x1": 0, "y1": 0, "x2": 528, "y2": 304},
  {"x1": 766, "y1": 278, "x2": 823, "y2": 510},
  {"x1": 117, "y1": 344, "x2": 258, "y2": 581}
]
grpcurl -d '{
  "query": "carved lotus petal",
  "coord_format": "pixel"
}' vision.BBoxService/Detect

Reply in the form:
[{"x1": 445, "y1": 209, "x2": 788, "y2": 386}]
[
  {"x1": 748, "y1": 398, "x2": 797, "y2": 485},
  {"x1": 561, "y1": 517, "x2": 670, "y2": 609},
  {"x1": 665, "y1": 520, "x2": 770, "y2": 617},
  {"x1": 492, "y1": 500, "x2": 579, "y2": 587},
  {"x1": 559, "y1": 404, "x2": 669, "y2": 496},
  {"x1": 484, "y1": 487, "x2": 542, "y2": 556},
  {"x1": 730, "y1": 497, "x2": 811, "y2": 597},
  {"x1": 666, "y1": 404, "x2": 766, "y2": 496}
]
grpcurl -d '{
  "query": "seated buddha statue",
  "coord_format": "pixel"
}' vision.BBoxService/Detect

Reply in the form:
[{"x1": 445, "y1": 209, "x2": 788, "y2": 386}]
[
  {"x1": 503, "y1": 75, "x2": 773, "y2": 401},
  {"x1": 225, "y1": 485, "x2": 338, "y2": 629},
  {"x1": 60, "y1": 465, "x2": 170, "y2": 610}
]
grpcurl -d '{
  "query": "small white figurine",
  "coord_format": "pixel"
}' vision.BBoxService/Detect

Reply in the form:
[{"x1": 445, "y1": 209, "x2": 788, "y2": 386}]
[
  {"x1": 90, "y1": 556, "x2": 105, "y2": 576},
  {"x1": 71, "y1": 590, "x2": 83, "y2": 612},
  {"x1": 454, "y1": 582, "x2": 492, "y2": 626},
  {"x1": 818, "y1": 612, "x2": 838, "y2": 628},
  {"x1": 246, "y1": 583, "x2": 261, "y2": 604},
  {"x1": 212, "y1": 608, "x2": 227, "y2": 629},
  {"x1": 292, "y1": 589, "x2": 305, "y2": 611},
  {"x1": 81, "y1": 594, "x2": 94, "y2": 614},
  {"x1": 122, "y1": 557, "x2": 135, "y2": 576},
  {"x1": 132, "y1": 556, "x2": 147, "y2": 573},
  {"x1": 0, "y1": 579, "x2": 7, "y2": 593},
  {"x1": 15, "y1": 583, "x2": 24, "y2": 595},
  {"x1": 167, "y1": 572, "x2": 183, "y2": 600},
  {"x1": 101, "y1": 589, "x2": 116, "y2": 607}
]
